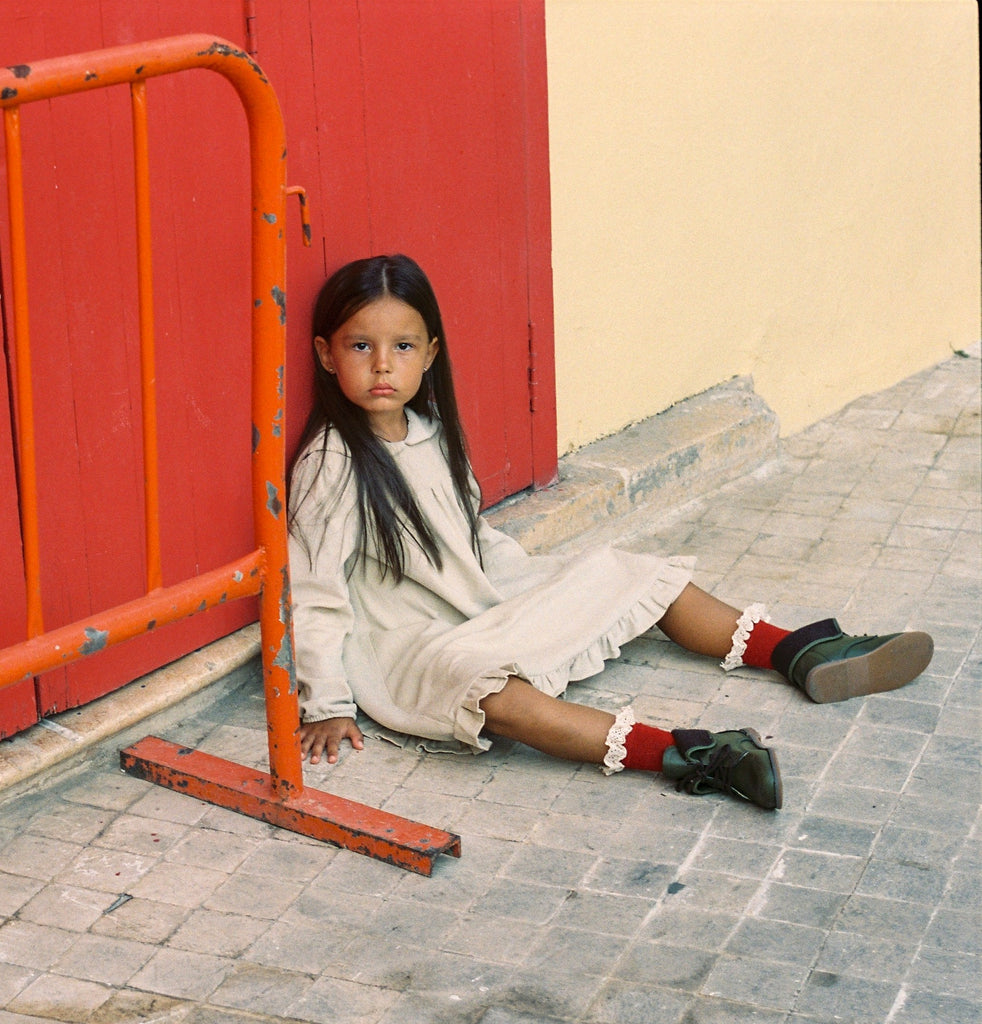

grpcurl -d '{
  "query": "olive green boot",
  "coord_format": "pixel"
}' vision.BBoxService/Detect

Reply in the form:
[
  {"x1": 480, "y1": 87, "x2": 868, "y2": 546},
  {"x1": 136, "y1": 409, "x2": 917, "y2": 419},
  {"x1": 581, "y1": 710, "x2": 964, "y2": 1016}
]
[
  {"x1": 771, "y1": 619, "x2": 933, "y2": 704},
  {"x1": 662, "y1": 728, "x2": 782, "y2": 810}
]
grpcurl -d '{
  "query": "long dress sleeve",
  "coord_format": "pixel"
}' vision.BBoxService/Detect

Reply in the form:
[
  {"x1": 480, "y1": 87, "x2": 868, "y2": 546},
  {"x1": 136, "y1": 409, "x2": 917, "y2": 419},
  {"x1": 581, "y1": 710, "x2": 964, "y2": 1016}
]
[{"x1": 288, "y1": 440, "x2": 361, "y2": 722}]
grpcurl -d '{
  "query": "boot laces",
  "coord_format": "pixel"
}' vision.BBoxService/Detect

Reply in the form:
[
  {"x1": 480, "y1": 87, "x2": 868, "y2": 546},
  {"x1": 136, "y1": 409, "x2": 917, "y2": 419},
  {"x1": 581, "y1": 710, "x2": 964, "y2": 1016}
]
[{"x1": 676, "y1": 743, "x2": 744, "y2": 796}]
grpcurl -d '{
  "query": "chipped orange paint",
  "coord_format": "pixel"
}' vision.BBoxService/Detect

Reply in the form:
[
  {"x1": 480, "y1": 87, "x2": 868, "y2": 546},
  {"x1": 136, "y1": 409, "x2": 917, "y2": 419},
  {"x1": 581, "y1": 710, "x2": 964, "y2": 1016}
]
[
  {"x1": 122, "y1": 737, "x2": 462, "y2": 876},
  {"x1": 0, "y1": 36, "x2": 460, "y2": 873}
]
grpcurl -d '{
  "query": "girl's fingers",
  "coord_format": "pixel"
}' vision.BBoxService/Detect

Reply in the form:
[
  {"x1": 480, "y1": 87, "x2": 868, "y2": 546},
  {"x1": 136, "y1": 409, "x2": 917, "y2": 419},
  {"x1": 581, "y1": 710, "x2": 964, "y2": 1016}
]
[
  {"x1": 330, "y1": 725, "x2": 362, "y2": 762},
  {"x1": 300, "y1": 725, "x2": 326, "y2": 764},
  {"x1": 300, "y1": 720, "x2": 361, "y2": 764}
]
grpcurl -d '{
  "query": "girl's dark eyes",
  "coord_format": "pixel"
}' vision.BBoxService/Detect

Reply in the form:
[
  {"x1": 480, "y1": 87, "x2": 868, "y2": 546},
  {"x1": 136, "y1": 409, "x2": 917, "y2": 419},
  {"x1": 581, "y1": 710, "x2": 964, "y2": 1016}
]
[{"x1": 349, "y1": 341, "x2": 415, "y2": 351}]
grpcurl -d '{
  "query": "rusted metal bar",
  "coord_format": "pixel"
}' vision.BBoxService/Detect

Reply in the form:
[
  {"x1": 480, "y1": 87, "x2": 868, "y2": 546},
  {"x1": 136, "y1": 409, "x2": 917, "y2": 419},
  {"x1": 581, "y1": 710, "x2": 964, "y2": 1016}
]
[
  {"x1": 2, "y1": 104, "x2": 44, "y2": 639},
  {"x1": 236, "y1": 50, "x2": 301, "y2": 800},
  {"x1": 0, "y1": 37, "x2": 303, "y2": 791},
  {"x1": 0, "y1": 550, "x2": 265, "y2": 687},
  {"x1": 130, "y1": 79, "x2": 163, "y2": 593},
  {"x1": 2, "y1": 37, "x2": 272, "y2": 105},
  {"x1": 0, "y1": 36, "x2": 461, "y2": 874},
  {"x1": 285, "y1": 185, "x2": 312, "y2": 247},
  {"x1": 122, "y1": 737, "x2": 462, "y2": 876}
]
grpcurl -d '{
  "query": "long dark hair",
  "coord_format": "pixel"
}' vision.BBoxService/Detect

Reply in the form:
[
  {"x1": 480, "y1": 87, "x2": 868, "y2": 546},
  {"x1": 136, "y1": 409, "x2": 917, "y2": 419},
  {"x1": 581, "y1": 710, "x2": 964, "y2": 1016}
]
[{"x1": 289, "y1": 254, "x2": 481, "y2": 579}]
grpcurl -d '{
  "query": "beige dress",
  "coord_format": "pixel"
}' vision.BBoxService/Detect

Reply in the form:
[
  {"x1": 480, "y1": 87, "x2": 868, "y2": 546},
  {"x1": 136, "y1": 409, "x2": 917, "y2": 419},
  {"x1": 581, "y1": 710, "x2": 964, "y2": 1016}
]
[{"x1": 288, "y1": 409, "x2": 694, "y2": 753}]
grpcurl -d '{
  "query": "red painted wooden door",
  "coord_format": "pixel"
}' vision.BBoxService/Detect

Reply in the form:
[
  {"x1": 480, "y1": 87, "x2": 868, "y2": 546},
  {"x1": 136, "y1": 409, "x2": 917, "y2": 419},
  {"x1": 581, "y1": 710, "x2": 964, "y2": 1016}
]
[
  {"x1": 0, "y1": 322, "x2": 34, "y2": 735},
  {"x1": 0, "y1": 1, "x2": 555, "y2": 738},
  {"x1": 257, "y1": 0, "x2": 556, "y2": 502}
]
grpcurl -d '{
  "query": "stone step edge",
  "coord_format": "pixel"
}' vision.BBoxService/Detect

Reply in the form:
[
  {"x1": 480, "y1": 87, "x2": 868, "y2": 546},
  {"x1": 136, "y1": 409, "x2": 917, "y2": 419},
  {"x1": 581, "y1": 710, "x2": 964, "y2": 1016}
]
[{"x1": 486, "y1": 375, "x2": 779, "y2": 552}]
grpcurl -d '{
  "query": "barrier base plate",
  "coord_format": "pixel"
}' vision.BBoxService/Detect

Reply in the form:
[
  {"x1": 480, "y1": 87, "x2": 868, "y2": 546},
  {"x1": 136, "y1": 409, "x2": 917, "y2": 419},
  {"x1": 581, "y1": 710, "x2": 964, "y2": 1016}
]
[{"x1": 120, "y1": 735, "x2": 461, "y2": 875}]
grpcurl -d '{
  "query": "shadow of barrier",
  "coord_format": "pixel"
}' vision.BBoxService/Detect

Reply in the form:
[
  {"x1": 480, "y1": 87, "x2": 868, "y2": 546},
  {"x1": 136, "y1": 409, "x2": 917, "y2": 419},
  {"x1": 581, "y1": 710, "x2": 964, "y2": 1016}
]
[{"x1": 0, "y1": 35, "x2": 460, "y2": 875}]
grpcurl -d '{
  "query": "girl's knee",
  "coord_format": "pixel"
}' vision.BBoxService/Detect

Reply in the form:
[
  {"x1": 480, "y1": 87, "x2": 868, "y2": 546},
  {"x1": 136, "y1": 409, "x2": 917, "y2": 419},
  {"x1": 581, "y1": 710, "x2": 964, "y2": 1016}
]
[{"x1": 480, "y1": 676, "x2": 533, "y2": 734}]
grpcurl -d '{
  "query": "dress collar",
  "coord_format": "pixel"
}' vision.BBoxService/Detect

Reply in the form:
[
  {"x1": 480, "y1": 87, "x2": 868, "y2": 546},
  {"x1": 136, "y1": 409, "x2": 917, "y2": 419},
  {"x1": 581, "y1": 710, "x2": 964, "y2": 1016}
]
[{"x1": 393, "y1": 407, "x2": 440, "y2": 446}]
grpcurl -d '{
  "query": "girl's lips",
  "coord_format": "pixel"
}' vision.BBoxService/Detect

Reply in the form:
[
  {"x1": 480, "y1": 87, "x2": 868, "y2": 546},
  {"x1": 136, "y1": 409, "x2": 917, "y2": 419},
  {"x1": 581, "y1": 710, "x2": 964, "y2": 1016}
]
[{"x1": 370, "y1": 385, "x2": 395, "y2": 396}]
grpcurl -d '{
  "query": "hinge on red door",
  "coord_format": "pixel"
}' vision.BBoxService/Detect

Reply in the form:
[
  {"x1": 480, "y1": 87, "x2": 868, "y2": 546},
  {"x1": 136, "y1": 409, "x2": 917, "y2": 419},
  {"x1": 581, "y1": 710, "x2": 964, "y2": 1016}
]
[
  {"x1": 244, "y1": 0, "x2": 259, "y2": 58},
  {"x1": 527, "y1": 322, "x2": 537, "y2": 413}
]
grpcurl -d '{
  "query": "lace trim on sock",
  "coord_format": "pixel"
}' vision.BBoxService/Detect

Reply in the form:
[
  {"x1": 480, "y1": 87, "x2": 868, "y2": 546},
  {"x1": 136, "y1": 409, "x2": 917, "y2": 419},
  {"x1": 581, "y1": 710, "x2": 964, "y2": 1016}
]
[
  {"x1": 720, "y1": 602, "x2": 770, "y2": 671},
  {"x1": 601, "y1": 706, "x2": 636, "y2": 776}
]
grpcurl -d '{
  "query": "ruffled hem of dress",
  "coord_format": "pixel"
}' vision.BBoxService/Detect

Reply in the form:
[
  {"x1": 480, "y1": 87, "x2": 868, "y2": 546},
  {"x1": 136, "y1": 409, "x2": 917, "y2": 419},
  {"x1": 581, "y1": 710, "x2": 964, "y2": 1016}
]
[
  {"x1": 524, "y1": 556, "x2": 693, "y2": 688},
  {"x1": 368, "y1": 669, "x2": 511, "y2": 755},
  {"x1": 374, "y1": 555, "x2": 694, "y2": 755}
]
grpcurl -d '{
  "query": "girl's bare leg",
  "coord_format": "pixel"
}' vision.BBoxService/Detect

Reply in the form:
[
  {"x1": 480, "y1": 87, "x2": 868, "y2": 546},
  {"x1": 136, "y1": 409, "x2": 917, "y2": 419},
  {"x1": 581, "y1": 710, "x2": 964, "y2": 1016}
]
[
  {"x1": 656, "y1": 583, "x2": 742, "y2": 658},
  {"x1": 480, "y1": 585, "x2": 743, "y2": 762},
  {"x1": 479, "y1": 677, "x2": 614, "y2": 763}
]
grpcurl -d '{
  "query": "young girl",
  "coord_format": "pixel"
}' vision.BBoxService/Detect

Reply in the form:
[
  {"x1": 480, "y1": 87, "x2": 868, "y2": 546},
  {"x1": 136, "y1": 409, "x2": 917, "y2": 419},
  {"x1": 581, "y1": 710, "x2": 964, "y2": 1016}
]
[{"x1": 287, "y1": 255, "x2": 933, "y2": 811}]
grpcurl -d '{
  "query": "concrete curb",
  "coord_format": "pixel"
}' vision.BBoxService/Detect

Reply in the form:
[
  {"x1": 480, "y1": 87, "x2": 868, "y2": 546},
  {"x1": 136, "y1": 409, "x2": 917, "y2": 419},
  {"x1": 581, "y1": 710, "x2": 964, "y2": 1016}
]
[
  {"x1": 0, "y1": 376, "x2": 779, "y2": 792},
  {"x1": 486, "y1": 376, "x2": 779, "y2": 551}
]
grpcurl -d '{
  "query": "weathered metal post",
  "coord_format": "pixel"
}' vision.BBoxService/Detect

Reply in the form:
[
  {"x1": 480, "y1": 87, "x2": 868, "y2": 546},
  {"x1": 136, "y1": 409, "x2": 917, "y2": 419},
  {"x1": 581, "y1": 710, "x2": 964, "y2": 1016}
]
[{"x1": 0, "y1": 37, "x2": 460, "y2": 874}]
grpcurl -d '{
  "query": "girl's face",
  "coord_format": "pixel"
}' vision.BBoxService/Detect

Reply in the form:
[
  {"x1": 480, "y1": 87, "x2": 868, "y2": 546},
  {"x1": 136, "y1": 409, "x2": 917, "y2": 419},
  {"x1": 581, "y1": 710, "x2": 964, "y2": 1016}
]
[{"x1": 316, "y1": 295, "x2": 438, "y2": 441}]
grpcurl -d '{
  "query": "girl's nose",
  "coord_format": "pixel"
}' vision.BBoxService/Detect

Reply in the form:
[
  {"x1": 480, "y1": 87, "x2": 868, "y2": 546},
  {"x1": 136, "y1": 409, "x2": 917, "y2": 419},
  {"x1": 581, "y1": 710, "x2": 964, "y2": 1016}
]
[{"x1": 373, "y1": 349, "x2": 391, "y2": 373}]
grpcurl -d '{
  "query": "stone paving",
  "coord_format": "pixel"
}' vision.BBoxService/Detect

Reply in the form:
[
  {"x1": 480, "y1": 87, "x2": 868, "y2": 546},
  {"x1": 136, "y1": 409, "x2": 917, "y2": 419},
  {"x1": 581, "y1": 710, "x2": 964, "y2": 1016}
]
[{"x1": 0, "y1": 348, "x2": 979, "y2": 1024}]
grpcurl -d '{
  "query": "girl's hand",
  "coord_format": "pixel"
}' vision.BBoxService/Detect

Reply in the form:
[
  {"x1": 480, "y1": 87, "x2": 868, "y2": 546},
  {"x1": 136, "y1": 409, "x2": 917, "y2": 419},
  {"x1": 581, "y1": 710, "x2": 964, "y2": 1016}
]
[{"x1": 300, "y1": 717, "x2": 365, "y2": 765}]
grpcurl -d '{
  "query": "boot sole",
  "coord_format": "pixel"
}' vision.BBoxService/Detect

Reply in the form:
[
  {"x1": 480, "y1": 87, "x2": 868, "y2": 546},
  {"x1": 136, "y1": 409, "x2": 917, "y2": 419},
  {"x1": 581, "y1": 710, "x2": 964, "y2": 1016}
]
[
  {"x1": 803, "y1": 631, "x2": 934, "y2": 704},
  {"x1": 740, "y1": 728, "x2": 783, "y2": 811}
]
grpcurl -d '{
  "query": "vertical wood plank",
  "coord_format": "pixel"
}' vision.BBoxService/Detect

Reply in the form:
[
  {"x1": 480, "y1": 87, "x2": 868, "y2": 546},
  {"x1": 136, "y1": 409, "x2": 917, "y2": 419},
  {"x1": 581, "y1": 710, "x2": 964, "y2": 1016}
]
[
  {"x1": 303, "y1": 0, "x2": 543, "y2": 504},
  {"x1": 0, "y1": 250, "x2": 36, "y2": 734}
]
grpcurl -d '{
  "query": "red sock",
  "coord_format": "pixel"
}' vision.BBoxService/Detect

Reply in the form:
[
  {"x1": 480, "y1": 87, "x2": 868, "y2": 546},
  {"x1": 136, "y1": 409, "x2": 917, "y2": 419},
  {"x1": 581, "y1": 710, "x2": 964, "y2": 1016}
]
[
  {"x1": 622, "y1": 722, "x2": 675, "y2": 773},
  {"x1": 742, "y1": 620, "x2": 792, "y2": 669}
]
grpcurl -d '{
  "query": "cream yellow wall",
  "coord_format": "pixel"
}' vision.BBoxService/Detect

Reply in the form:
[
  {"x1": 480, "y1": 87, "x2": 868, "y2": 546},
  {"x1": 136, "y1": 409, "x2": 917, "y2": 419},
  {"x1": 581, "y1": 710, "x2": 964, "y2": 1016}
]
[{"x1": 546, "y1": 0, "x2": 980, "y2": 451}]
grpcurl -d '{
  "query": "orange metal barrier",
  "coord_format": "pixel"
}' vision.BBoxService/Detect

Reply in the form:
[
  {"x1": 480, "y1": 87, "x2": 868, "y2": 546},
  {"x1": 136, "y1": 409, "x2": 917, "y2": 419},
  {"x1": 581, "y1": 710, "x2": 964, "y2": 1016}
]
[{"x1": 0, "y1": 36, "x2": 459, "y2": 875}]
